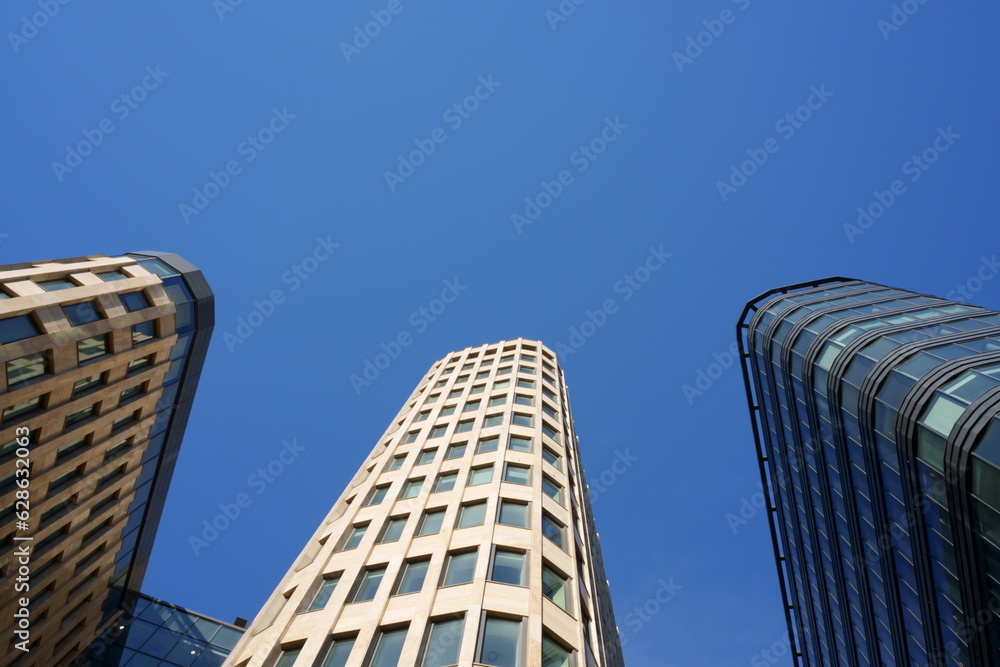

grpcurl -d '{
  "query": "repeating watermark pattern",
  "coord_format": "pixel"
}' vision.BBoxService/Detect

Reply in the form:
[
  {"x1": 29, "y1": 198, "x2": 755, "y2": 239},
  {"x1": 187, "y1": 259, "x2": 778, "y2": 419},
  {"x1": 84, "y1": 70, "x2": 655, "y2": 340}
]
[
  {"x1": 716, "y1": 84, "x2": 834, "y2": 202},
  {"x1": 223, "y1": 236, "x2": 339, "y2": 352},
  {"x1": 946, "y1": 255, "x2": 1000, "y2": 303},
  {"x1": 672, "y1": 0, "x2": 753, "y2": 73},
  {"x1": 587, "y1": 449, "x2": 639, "y2": 504},
  {"x1": 188, "y1": 439, "x2": 306, "y2": 556},
  {"x1": 340, "y1": 0, "x2": 415, "y2": 63},
  {"x1": 179, "y1": 107, "x2": 296, "y2": 224},
  {"x1": 750, "y1": 632, "x2": 792, "y2": 666},
  {"x1": 511, "y1": 116, "x2": 628, "y2": 234},
  {"x1": 842, "y1": 126, "x2": 959, "y2": 243},
  {"x1": 384, "y1": 75, "x2": 502, "y2": 192},
  {"x1": 349, "y1": 278, "x2": 468, "y2": 394},
  {"x1": 545, "y1": 0, "x2": 587, "y2": 30},
  {"x1": 50, "y1": 65, "x2": 169, "y2": 183},
  {"x1": 213, "y1": 0, "x2": 248, "y2": 21},
  {"x1": 7, "y1": 0, "x2": 73, "y2": 54},
  {"x1": 681, "y1": 341, "x2": 740, "y2": 405},
  {"x1": 553, "y1": 245, "x2": 671, "y2": 357},
  {"x1": 878, "y1": 0, "x2": 931, "y2": 40},
  {"x1": 619, "y1": 577, "x2": 683, "y2": 646}
]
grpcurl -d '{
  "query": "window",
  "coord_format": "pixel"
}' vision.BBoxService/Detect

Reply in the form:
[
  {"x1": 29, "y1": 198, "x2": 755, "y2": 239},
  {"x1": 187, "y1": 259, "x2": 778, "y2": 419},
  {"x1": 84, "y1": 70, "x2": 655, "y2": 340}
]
[
  {"x1": 542, "y1": 565, "x2": 570, "y2": 611},
  {"x1": 456, "y1": 419, "x2": 474, "y2": 433},
  {"x1": 457, "y1": 501, "x2": 487, "y2": 528},
  {"x1": 503, "y1": 464, "x2": 531, "y2": 485},
  {"x1": 318, "y1": 637, "x2": 355, "y2": 667},
  {"x1": 498, "y1": 366, "x2": 512, "y2": 375},
  {"x1": 78, "y1": 335, "x2": 108, "y2": 362},
  {"x1": 378, "y1": 516, "x2": 408, "y2": 543},
  {"x1": 111, "y1": 410, "x2": 139, "y2": 431},
  {"x1": 448, "y1": 389, "x2": 463, "y2": 399},
  {"x1": 341, "y1": 524, "x2": 368, "y2": 550},
  {"x1": 399, "y1": 478, "x2": 424, "y2": 499},
  {"x1": 366, "y1": 485, "x2": 390, "y2": 506},
  {"x1": 442, "y1": 550, "x2": 477, "y2": 586},
  {"x1": 405, "y1": 431, "x2": 420, "y2": 444},
  {"x1": 132, "y1": 321, "x2": 155, "y2": 345},
  {"x1": 73, "y1": 372, "x2": 105, "y2": 395},
  {"x1": 415, "y1": 410, "x2": 430, "y2": 422},
  {"x1": 481, "y1": 357, "x2": 494, "y2": 366},
  {"x1": 488, "y1": 395, "x2": 506, "y2": 407},
  {"x1": 542, "y1": 514, "x2": 566, "y2": 549},
  {"x1": 307, "y1": 575, "x2": 341, "y2": 611},
  {"x1": 442, "y1": 366, "x2": 453, "y2": 375},
  {"x1": 501, "y1": 354, "x2": 514, "y2": 362},
  {"x1": 416, "y1": 449, "x2": 437, "y2": 465},
  {"x1": 3, "y1": 395, "x2": 44, "y2": 424},
  {"x1": 476, "y1": 371, "x2": 490, "y2": 380},
  {"x1": 522, "y1": 354, "x2": 536, "y2": 362},
  {"x1": 38, "y1": 277, "x2": 76, "y2": 291},
  {"x1": 455, "y1": 374, "x2": 469, "y2": 384},
  {"x1": 421, "y1": 617, "x2": 464, "y2": 667},
  {"x1": 429, "y1": 425, "x2": 447, "y2": 438},
  {"x1": 494, "y1": 379, "x2": 510, "y2": 389},
  {"x1": 417, "y1": 509, "x2": 446, "y2": 536},
  {"x1": 386, "y1": 455, "x2": 405, "y2": 472},
  {"x1": 368, "y1": 627, "x2": 407, "y2": 667},
  {"x1": 476, "y1": 436, "x2": 499, "y2": 454},
  {"x1": 462, "y1": 363, "x2": 474, "y2": 370},
  {"x1": 350, "y1": 566, "x2": 386, "y2": 603},
  {"x1": 518, "y1": 366, "x2": 535, "y2": 375},
  {"x1": 0, "y1": 315, "x2": 39, "y2": 345},
  {"x1": 120, "y1": 291, "x2": 150, "y2": 312},
  {"x1": 435, "y1": 380, "x2": 447, "y2": 388},
  {"x1": 514, "y1": 394, "x2": 533, "y2": 406},
  {"x1": 542, "y1": 403, "x2": 558, "y2": 419},
  {"x1": 484, "y1": 414, "x2": 503, "y2": 427},
  {"x1": 127, "y1": 355, "x2": 153, "y2": 373},
  {"x1": 542, "y1": 447, "x2": 562, "y2": 470},
  {"x1": 7, "y1": 352, "x2": 46, "y2": 386},
  {"x1": 426, "y1": 393, "x2": 440, "y2": 404},
  {"x1": 542, "y1": 386, "x2": 556, "y2": 400},
  {"x1": 64, "y1": 403, "x2": 97, "y2": 428},
  {"x1": 395, "y1": 559, "x2": 430, "y2": 595},
  {"x1": 516, "y1": 378, "x2": 534, "y2": 389},
  {"x1": 471, "y1": 384, "x2": 486, "y2": 394},
  {"x1": 477, "y1": 616, "x2": 523, "y2": 667},
  {"x1": 512, "y1": 413, "x2": 532, "y2": 427},
  {"x1": 490, "y1": 550, "x2": 527, "y2": 586},
  {"x1": 274, "y1": 648, "x2": 301, "y2": 667},
  {"x1": 468, "y1": 465, "x2": 493, "y2": 486},
  {"x1": 119, "y1": 383, "x2": 146, "y2": 403},
  {"x1": 542, "y1": 423, "x2": 560, "y2": 442},
  {"x1": 542, "y1": 635, "x2": 572, "y2": 667},
  {"x1": 64, "y1": 301, "x2": 102, "y2": 326},
  {"x1": 445, "y1": 442, "x2": 466, "y2": 460},
  {"x1": 464, "y1": 400, "x2": 481, "y2": 412},
  {"x1": 56, "y1": 436, "x2": 90, "y2": 462},
  {"x1": 498, "y1": 500, "x2": 529, "y2": 528},
  {"x1": 440, "y1": 405, "x2": 456, "y2": 416},
  {"x1": 433, "y1": 472, "x2": 457, "y2": 493},
  {"x1": 543, "y1": 373, "x2": 555, "y2": 386},
  {"x1": 542, "y1": 476, "x2": 564, "y2": 504},
  {"x1": 97, "y1": 270, "x2": 127, "y2": 282},
  {"x1": 508, "y1": 435, "x2": 532, "y2": 453}
]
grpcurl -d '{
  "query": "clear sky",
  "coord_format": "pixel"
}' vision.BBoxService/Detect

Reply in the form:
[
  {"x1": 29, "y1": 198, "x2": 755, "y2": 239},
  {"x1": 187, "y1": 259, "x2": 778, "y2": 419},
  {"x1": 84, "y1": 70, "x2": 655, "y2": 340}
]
[{"x1": 3, "y1": 1, "x2": 999, "y2": 664}]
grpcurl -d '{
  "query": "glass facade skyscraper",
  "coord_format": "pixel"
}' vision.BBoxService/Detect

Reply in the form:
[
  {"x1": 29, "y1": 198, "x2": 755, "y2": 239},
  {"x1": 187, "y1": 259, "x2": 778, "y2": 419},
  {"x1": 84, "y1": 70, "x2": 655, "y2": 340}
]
[{"x1": 739, "y1": 278, "x2": 1000, "y2": 666}]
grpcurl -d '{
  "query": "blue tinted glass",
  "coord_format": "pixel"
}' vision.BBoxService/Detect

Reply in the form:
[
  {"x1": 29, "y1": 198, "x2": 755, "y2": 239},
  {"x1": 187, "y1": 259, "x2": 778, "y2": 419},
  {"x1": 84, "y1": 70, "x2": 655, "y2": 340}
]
[
  {"x1": 121, "y1": 291, "x2": 150, "y2": 312},
  {"x1": 0, "y1": 315, "x2": 38, "y2": 344},
  {"x1": 64, "y1": 301, "x2": 101, "y2": 326}
]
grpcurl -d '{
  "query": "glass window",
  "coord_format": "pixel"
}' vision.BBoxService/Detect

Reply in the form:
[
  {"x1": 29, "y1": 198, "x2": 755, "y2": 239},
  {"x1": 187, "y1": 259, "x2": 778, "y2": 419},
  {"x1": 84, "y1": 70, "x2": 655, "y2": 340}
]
[
  {"x1": 405, "y1": 431, "x2": 420, "y2": 444},
  {"x1": 120, "y1": 291, "x2": 150, "y2": 312},
  {"x1": 396, "y1": 559, "x2": 430, "y2": 595},
  {"x1": 504, "y1": 464, "x2": 531, "y2": 485},
  {"x1": 132, "y1": 321, "x2": 155, "y2": 344},
  {"x1": 445, "y1": 442, "x2": 466, "y2": 460},
  {"x1": 521, "y1": 354, "x2": 536, "y2": 362},
  {"x1": 542, "y1": 386, "x2": 555, "y2": 400},
  {"x1": 442, "y1": 366, "x2": 454, "y2": 375},
  {"x1": 421, "y1": 617, "x2": 464, "y2": 667},
  {"x1": 417, "y1": 449, "x2": 437, "y2": 465},
  {"x1": 78, "y1": 335, "x2": 108, "y2": 362},
  {"x1": 501, "y1": 354, "x2": 514, "y2": 362},
  {"x1": 512, "y1": 413, "x2": 532, "y2": 427},
  {"x1": 417, "y1": 509, "x2": 446, "y2": 536},
  {"x1": 498, "y1": 366, "x2": 512, "y2": 375},
  {"x1": 97, "y1": 270, "x2": 127, "y2": 281},
  {"x1": 307, "y1": 575, "x2": 341, "y2": 611},
  {"x1": 442, "y1": 551, "x2": 477, "y2": 586},
  {"x1": 514, "y1": 394, "x2": 533, "y2": 406},
  {"x1": 542, "y1": 566, "x2": 569, "y2": 610},
  {"x1": 426, "y1": 393, "x2": 440, "y2": 404},
  {"x1": 73, "y1": 372, "x2": 105, "y2": 395},
  {"x1": 542, "y1": 403, "x2": 558, "y2": 419},
  {"x1": 350, "y1": 567, "x2": 386, "y2": 603},
  {"x1": 274, "y1": 648, "x2": 301, "y2": 667},
  {"x1": 440, "y1": 405, "x2": 456, "y2": 416},
  {"x1": 481, "y1": 358, "x2": 494, "y2": 366},
  {"x1": 464, "y1": 400, "x2": 481, "y2": 412},
  {"x1": 342, "y1": 524, "x2": 367, "y2": 550},
  {"x1": 456, "y1": 419, "x2": 474, "y2": 433},
  {"x1": 416, "y1": 410, "x2": 430, "y2": 422},
  {"x1": 378, "y1": 516, "x2": 407, "y2": 543},
  {"x1": 448, "y1": 389, "x2": 463, "y2": 399},
  {"x1": 38, "y1": 278, "x2": 76, "y2": 291},
  {"x1": 7, "y1": 353, "x2": 46, "y2": 386},
  {"x1": 369, "y1": 627, "x2": 407, "y2": 667},
  {"x1": 64, "y1": 403, "x2": 96, "y2": 428},
  {"x1": 542, "y1": 514, "x2": 565, "y2": 549},
  {"x1": 542, "y1": 423, "x2": 560, "y2": 443},
  {"x1": 128, "y1": 355, "x2": 153, "y2": 373},
  {"x1": 541, "y1": 635, "x2": 572, "y2": 667},
  {"x1": 542, "y1": 476, "x2": 564, "y2": 504},
  {"x1": 542, "y1": 447, "x2": 562, "y2": 470},
  {"x1": 319, "y1": 637, "x2": 355, "y2": 667},
  {"x1": 119, "y1": 383, "x2": 146, "y2": 403},
  {"x1": 489, "y1": 395, "x2": 507, "y2": 407},
  {"x1": 509, "y1": 436, "x2": 532, "y2": 453},
  {"x1": 429, "y1": 425, "x2": 447, "y2": 438},
  {"x1": 517, "y1": 379, "x2": 534, "y2": 389},
  {"x1": 457, "y1": 501, "x2": 487, "y2": 528},
  {"x1": 491, "y1": 550, "x2": 526, "y2": 586},
  {"x1": 0, "y1": 315, "x2": 39, "y2": 345},
  {"x1": 477, "y1": 436, "x2": 499, "y2": 454},
  {"x1": 64, "y1": 301, "x2": 102, "y2": 326},
  {"x1": 494, "y1": 379, "x2": 510, "y2": 389},
  {"x1": 387, "y1": 455, "x2": 405, "y2": 471},
  {"x1": 518, "y1": 366, "x2": 535, "y2": 375},
  {"x1": 471, "y1": 384, "x2": 486, "y2": 394},
  {"x1": 478, "y1": 617, "x2": 522, "y2": 667},
  {"x1": 399, "y1": 478, "x2": 424, "y2": 499},
  {"x1": 498, "y1": 500, "x2": 529, "y2": 528},
  {"x1": 484, "y1": 414, "x2": 503, "y2": 427},
  {"x1": 462, "y1": 363, "x2": 474, "y2": 370},
  {"x1": 476, "y1": 371, "x2": 490, "y2": 380},
  {"x1": 468, "y1": 465, "x2": 494, "y2": 486},
  {"x1": 455, "y1": 375, "x2": 469, "y2": 384},
  {"x1": 433, "y1": 472, "x2": 458, "y2": 493},
  {"x1": 435, "y1": 380, "x2": 447, "y2": 388}
]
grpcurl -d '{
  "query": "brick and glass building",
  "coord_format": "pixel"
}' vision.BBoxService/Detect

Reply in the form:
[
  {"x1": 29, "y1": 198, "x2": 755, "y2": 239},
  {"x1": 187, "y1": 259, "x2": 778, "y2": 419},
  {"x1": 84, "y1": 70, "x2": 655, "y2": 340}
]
[
  {"x1": 0, "y1": 252, "x2": 214, "y2": 666},
  {"x1": 739, "y1": 278, "x2": 1000, "y2": 666},
  {"x1": 225, "y1": 339, "x2": 624, "y2": 667}
]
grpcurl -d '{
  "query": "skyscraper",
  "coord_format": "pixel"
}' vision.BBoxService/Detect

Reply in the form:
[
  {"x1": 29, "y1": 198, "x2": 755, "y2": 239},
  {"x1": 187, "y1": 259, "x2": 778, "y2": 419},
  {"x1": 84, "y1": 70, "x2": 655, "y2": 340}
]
[
  {"x1": 738, "y1": 278, "x2": 1000, "y2": 666},
  {"x1": 225, "y1": 339, "x2": 623, "y2": 667},
  {"x1": 0, "y1": 252, "x2": 214, "y2": 666}
]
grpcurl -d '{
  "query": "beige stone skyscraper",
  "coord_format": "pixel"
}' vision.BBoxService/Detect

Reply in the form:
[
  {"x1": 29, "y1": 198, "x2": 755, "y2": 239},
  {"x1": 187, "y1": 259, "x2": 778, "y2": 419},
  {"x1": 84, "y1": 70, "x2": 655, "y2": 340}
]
[{"x1": 226, "y1": 339, "x2": 623, "y2": 667}]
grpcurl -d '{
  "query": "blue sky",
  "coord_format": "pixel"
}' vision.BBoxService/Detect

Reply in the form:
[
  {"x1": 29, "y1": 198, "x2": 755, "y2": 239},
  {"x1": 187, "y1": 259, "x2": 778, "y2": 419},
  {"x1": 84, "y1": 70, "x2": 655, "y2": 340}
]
[{"x1": 3, "y1": 1, "x2": 999, "y2": 664}]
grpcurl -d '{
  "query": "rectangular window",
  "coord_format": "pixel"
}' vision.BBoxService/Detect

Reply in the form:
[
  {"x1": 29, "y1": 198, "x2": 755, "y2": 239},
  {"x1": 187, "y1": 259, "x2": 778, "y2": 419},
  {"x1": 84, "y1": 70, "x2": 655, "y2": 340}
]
[
  {"x1": 131, "y1": 321, "x2": 155, "y2": 345},
  {"x1": 56, "y1": 436, "x2": 90, "y2": 462},
  {"x1": 541, "y1": 635, "x2": 572, "y2": 667},
  {"x1": 429, "y1": 425, "x2": 447, "y2": 438},
  {"x1": 542, "y1": 386, "x2": 556, "y2": 400},
  {"x1": 435, "y1": 380, "x2": 447, "y2": 388},
  {"x1": 440, "y1": 405, "x2": 456, "y2": 416},
  {"x1": 484, "y1": 414, "x2": 503, "y2": 427},
  {"x1": 369, "y1": 627, "x2": 407, "y2": 666},
  {"x1": 119, "y1": 383, "x2": 146, "y2": 403},
  {"x1": 476, "y1": 371, "x2": 490, "y2": 380},
  {"x1": 468, "y1": 465, "x2": 493, "y2": 487},
  {"x1": 416, "y1": 449, "x2": 437, "y2": 465},
  {"x1": 542, "y1": 514, "x2": 566, "y2": 549},
  {"x1": 38, "y1": 278, "x2": 76, "y2": 291},
  {"x1": 395, "y1": 559, "x2": 430, "y2": 595},
  {"x1": 542, "y1": 403, "x2": 558, "y2": 419},
  {"x1": 444, "y1": 442, "x2": 466, "y2": 460},
  {"x1": 500, "y1": 354, "x2": 514, "y2": 362},
  {"x1": 481, "y1": 357, "x2": 493, "y2": 366},
  {"x1": 448, "y1": 389, "x2": 462, "y2": 399},
  {"x1": 7, "y1": 352, "x2": 46, "y2": 387},
  {"x1": 462, "y1": 363, "x2": 474, "y2": 370},
  {"x1": 367, "y1": 485, "x2": 390, "y2": 506},
  {"x1": 78, "y1": 335, "x2": 108, "y2": 362},
  {"x1": 518, "y1": 366, "x2": 535, "y2": 375},
  {"x1": 490, "y1": 550, "x2": 527, "y2": 586},
  {"x1": 421, "y1": 617, "x2": 464, "y2": 667},
  {"x1": 488, "y1": 395, "x2": 506, "y2": 407},
  {"x1": 120, "y1": 291, "x2": 150, "y2": 312},
  {"x1": 274, "y1": 648, "x2": 301, "y2": 667},
  {"x1": 416, "y1": 410, "x2": 430, "y2": 422},
  {"x1": 476, "y1": 436, "x2": 499, "y2": 454},
  {"x1": 307, "y1": 575, "x2": 341, "y2": 611},
  {"x1": 494, "y1": 379, "x2": 510, "y2": 389},
  {"x1": 498, "y1": 366, "x2": 512, "y2": 375},
  {"x1": 417, "y1": 509, "x2": 446, "y2": 536},
  {"x1": 542, "y1": 423, "x2": 560, "y2": 443},
  {"x1": 111, "y1": 410, "x2": 139, "y2": 431},
  {"x1": 64, "y1": 403, "x2": 97, "y2": 428},
  {"x1": 542, "y1": 447, "x2": 562, "y2": 470},
  {"x1": 386, "y1": 455, "x2": 405, "y2": 472},
  {"x1": 455, "y1": 374, "x2": 468, "y2": 384},
  {"x1": 456, "y1": 419, "x2": 474, "y2": 433},
  {"x1": 341, "y1": 524, "x2": 368, "y2": 550},
  {"x1": 517, "y1": 379, "x2": 534, "y2": 389},
  {"x1": 405, "y1": 431, "x2": 420, "y2": 444},
  {"x1": 463, "y1": 400, "x2": 480, "y2": 412},
  {"x1": 73, "y1": 372, "x2": 105, "y2": 395},
  {"x1": 542, "y1": 476, "x2": 564, "y2": 504},
  {"x1": 457, "y1": 501, "x2": 487, "y2": 528},
  {"x1": 512, "y1": 413, "x2": 532, "y2": 427},
  {"x1": 97, "y1": 270, "x2": 127, "y2": 282},
  {"x1": 441, "y1": 550, "x2": 477, "y2": 586},
  {"x1": 3, "y1": 395, "x2": 44, "y2": 424},
  {"x1": 478, "y1": 616, "x2": 523, "y2": 667},
  {"x1": 399, "y1": 478, "x2": 424, "y2": 499},
  {"x1": 426, "y1": 393, "x2": 440, "y2": 404},
  {"x1": 350, "y1": 566, "x2": 386, "y2": 603},
  {"x1": 471, "y1": 384, "x2": 486, "y2": 394},
  {"x1": 498, "y1": 500, "x2": 529, "y2": 528},
  {"x1": 378, "y1": 516, "x2": 408, "y2": 543},
  {"x1": 503, "y1": 464, "x2": 531, "y2": 485},
  {"x1": 127, "y1": 355, "x2": 153, "y2": 373},
  {"x1": 0, "y1": 315, "x2": 40, "y2": 344},
  {"x1": 514, "y1": 394, "x2": 533, "y2": 406},
  {"x1": 433, "y1": 472, "x2": 457, "y2": 493},
  {"x1": 542, "y1": 566, "x2": 569, "y2": 611},
  {"x1": 319, "y1": 637, "x2": 355, "y2": 667},
  {"x1": 442, "y1": 366, "x2": 453, "y2": 375}
]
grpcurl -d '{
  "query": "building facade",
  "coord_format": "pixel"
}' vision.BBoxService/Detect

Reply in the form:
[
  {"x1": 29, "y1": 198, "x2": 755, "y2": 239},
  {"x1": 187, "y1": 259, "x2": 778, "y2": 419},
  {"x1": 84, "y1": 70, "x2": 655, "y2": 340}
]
[
  {"x1": 225, "y1": 339, "x2": 623, "y2": 667},
  {"x1": 739, "y1": 278, "x2": 1000, "y2": 666},
  {"x1": 0, "y1": 252, "x2": 214, "y2": 666}
]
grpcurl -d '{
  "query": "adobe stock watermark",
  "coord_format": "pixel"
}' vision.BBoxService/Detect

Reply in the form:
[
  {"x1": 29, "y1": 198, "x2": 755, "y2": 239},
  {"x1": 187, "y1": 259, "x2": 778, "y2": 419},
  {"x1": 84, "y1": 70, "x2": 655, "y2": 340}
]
[
  {"x1": 545, "y1": 0, "x2": 587, "y2": 30},
  {"x1": 726, "y1": 439, "x2": 820, "y2": 535},
  {"x1": 946, "y1": 255, "x2": 999, "y2": 303},
  {"x1": 7, "y1": 0, "x2": 73, "y2": 54},
  {"x1": 188, "y1": 438, "x2": 306, "y2": 556},
  {"x1": 750, "y1": 632, "x2": 793, "y2": 666},
  {"x1": 553, "y1": 245, "x2": 672, "y2": 357},
  {"x1": 51, "y1": 66, "x2": 169, "y2": 183},
  {"x1": 178, "y1": 107, "x2": 296, "y2": 224},
  {"x1": 619, "y1": 577, "x2": 683, "y2": 646},
  {"x1": 213, "y1": 0, "x2": 249, "y2": 21},
  {"x1": 681, "y1": 341, "x2": 739, "y2": 405},
  {"x1": 716, "y1": 84, "x2": 834, "y2": 202},
  {"x1": 340, "y1": 0, "x2": 416, "y2": 63},
  {"x1": 383, "y1": 75, "x2": 502, "y2": 192},
  {"x1": 223, "y1": 236, "x2": 340, "y2": 352},
  {"x1": 672, "y1": 0, "x2": 753, "y2": 73},
  {"x1": 842, "y1": 126, "x2": 959, "y2": 243},
  {"x1": 877, "y1": 0, "x2": 931, "y2": 40},
  {"x1": 587, "y1": 449, "x2": 639, "y2": 504},
  {"x1": 350, "y1": 278, "x2": 468, "y2": 395},
  {"x1": 510, "y1": 116, "x2": 628, "y2": 234}
]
